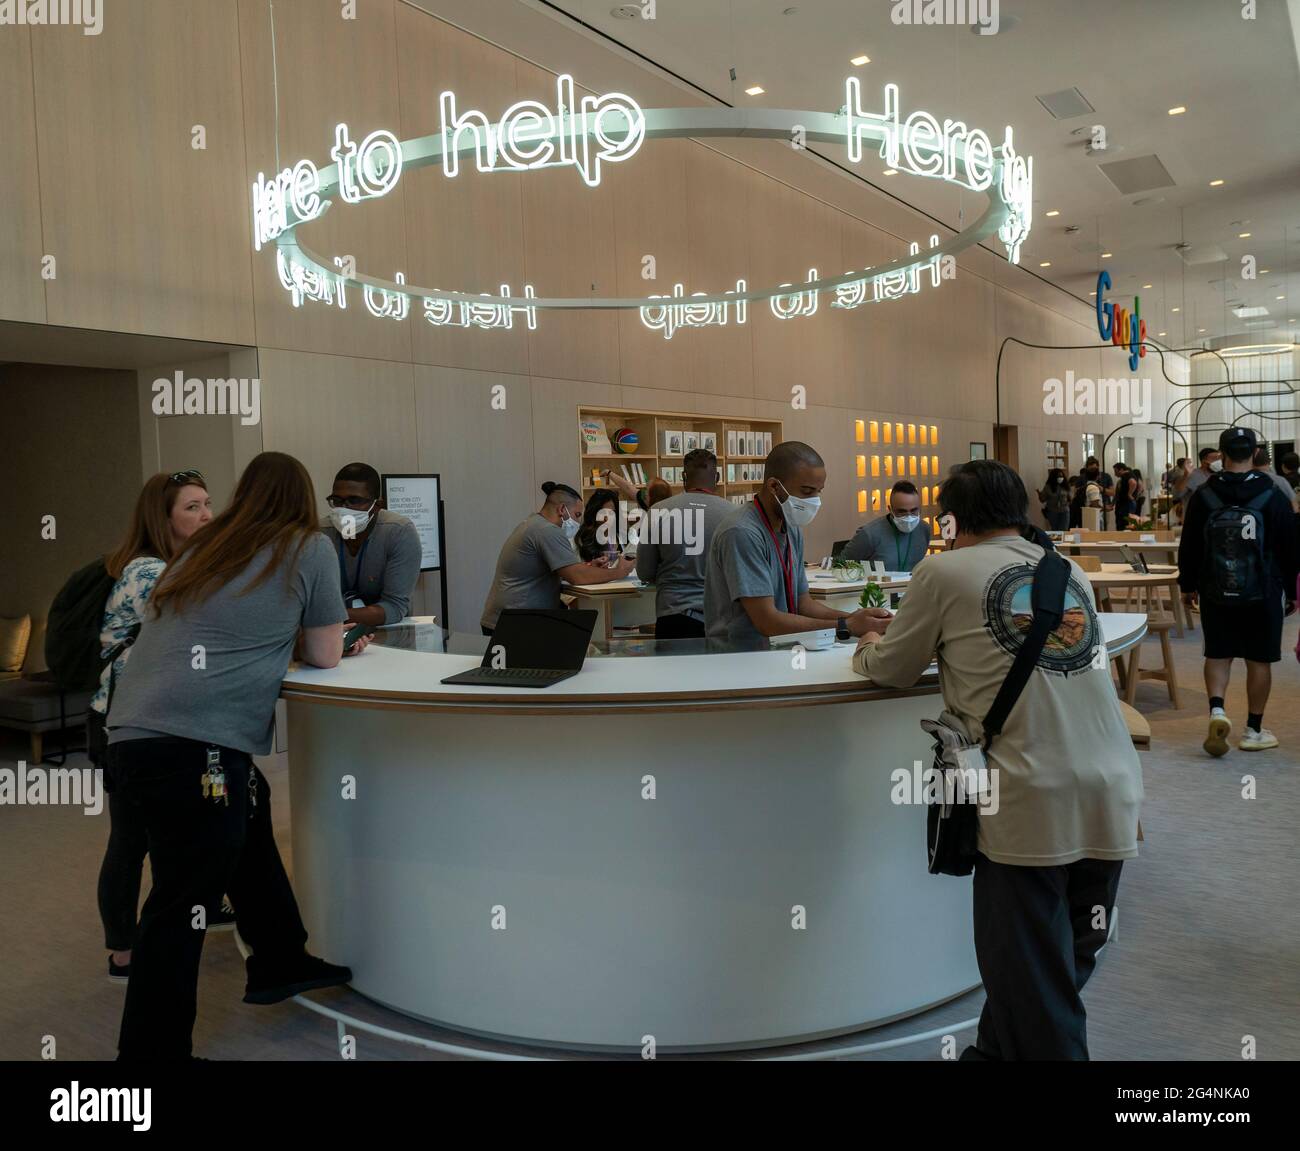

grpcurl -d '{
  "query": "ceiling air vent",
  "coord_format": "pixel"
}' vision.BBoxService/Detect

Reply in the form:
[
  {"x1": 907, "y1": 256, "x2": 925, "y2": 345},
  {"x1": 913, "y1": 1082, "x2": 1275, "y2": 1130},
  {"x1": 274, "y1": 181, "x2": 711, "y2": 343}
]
[
  {"x1": 1035, "y1": 88, "x2": 1094, "y2": 119},
  {"x1": 1233, "y1": 306, "x2": 1270, "y2": 318},
  {"x1": 1098, "y1": 154, "x2": 1175, "y2": 195}
]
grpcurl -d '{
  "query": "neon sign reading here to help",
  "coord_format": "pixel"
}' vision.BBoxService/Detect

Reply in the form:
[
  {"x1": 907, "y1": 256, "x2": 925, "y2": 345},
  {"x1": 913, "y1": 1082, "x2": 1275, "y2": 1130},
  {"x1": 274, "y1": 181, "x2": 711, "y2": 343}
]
[
  {"x1": 1095, "y1": 271, "x2": 1146, "y2": 371},
  {"x1": 256, "y1": 76, "x2": 1033, "y2": 332},
  {"x1": 845, "y1": 78, "x2": 1033, "y2": 265}
]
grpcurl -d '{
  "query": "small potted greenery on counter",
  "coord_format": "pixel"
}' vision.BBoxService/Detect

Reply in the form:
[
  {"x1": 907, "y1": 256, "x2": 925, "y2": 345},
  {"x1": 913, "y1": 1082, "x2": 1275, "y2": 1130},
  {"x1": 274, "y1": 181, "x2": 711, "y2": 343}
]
[{"x1": 860, "y1": 581, "x2": 888, "y2": 610}]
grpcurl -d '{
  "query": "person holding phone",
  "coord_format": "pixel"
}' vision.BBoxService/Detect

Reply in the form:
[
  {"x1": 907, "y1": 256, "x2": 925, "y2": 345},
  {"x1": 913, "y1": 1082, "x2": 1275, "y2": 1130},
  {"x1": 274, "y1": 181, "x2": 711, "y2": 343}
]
[{"x1": 106, "y1": 452, "x2": 362, "y2": 1061}]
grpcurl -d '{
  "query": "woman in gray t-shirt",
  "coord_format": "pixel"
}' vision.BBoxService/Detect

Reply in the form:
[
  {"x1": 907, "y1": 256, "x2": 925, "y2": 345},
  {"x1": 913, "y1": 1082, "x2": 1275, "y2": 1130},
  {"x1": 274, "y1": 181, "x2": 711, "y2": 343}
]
[{"x1": 107, "y1": 451, "x2": 359, "y2": 1061}]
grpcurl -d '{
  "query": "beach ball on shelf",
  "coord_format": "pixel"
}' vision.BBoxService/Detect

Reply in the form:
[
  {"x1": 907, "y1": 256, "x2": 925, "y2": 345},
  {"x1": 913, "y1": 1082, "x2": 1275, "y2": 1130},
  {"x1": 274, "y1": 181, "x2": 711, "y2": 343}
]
[{"x1": 613, "y1": 428, "x2": 639, "y2": 453}]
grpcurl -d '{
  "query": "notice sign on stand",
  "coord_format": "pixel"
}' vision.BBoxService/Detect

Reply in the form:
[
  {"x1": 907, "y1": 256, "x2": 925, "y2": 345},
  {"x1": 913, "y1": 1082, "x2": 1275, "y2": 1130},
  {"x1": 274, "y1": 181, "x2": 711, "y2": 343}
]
[{"x1": 383, "y1": 474, "x2": 443, "y2": 571}]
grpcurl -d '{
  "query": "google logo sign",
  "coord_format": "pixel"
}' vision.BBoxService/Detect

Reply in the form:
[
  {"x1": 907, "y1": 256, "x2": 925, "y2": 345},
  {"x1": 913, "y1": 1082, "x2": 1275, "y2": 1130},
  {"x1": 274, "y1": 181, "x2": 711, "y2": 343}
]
[{"x1": 1095, "y1": 270, "x2": 1146, "y2": 371}]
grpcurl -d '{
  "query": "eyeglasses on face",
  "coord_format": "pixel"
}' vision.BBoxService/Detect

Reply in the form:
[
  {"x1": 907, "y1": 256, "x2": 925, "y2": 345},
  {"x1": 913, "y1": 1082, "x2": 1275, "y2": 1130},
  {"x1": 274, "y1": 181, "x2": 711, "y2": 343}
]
[
  {"x1": 326, "y1": 494, "x2": 377, "y2": 510},
  {"x1": 169, "y1": 469, "x2": 205, "y2": 485}
]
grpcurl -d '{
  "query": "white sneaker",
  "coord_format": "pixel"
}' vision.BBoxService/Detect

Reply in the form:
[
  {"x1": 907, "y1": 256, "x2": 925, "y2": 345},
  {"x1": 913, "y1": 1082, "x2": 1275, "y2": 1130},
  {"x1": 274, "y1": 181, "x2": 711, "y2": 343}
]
[
  {"x1": 1204, "y1": 712, "x2": 1232, "y2": 757},
  {"x1": 1239, "y1": 727, "x2": 1279, "y2": 752}
]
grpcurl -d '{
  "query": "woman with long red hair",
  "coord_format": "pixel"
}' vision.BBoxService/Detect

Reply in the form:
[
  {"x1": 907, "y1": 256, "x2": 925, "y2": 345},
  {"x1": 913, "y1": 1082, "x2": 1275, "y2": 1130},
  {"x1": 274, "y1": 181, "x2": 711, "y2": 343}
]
[{"x1": 106, "y1": 452, "x2": 363, "y2": 1061}]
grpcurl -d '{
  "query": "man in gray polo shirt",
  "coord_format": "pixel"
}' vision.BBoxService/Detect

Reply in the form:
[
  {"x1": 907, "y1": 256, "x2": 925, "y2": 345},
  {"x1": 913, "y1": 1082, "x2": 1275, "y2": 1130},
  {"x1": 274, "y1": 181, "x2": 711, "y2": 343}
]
[
  {"x1": 840, "y1": 480, "x2": 929, "y2": 571},
  {"x1": 636, "y1": 449, "x2": 733, "y2": 639},
  {"x1": 703, "y1": 440, "x2": 892, "y2": 650},
  {"x1": 324, "y1": 462, "x2": 423, "y2": 627}
]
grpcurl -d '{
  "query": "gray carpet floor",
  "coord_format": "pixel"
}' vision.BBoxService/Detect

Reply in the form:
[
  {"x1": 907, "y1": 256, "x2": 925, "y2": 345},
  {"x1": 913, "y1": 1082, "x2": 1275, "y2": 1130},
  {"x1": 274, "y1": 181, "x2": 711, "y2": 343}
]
[{"x1": 2, "y1": 612, "x2": 1296, "y2": 1061}]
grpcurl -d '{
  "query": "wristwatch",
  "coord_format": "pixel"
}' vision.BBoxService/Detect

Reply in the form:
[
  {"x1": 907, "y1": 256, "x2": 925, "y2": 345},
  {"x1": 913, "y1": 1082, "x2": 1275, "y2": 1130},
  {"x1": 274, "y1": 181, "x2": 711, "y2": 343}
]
[{"x1": 835, "y1": 616, "x2": 851, "y2": 642}]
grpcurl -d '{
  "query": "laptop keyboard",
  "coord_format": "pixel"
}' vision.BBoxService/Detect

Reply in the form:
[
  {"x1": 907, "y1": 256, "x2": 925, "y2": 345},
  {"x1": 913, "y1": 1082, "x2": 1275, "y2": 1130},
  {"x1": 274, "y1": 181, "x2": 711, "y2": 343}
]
[{"x1": 468, "y1": 667, "x2": 565, "y2": 680}]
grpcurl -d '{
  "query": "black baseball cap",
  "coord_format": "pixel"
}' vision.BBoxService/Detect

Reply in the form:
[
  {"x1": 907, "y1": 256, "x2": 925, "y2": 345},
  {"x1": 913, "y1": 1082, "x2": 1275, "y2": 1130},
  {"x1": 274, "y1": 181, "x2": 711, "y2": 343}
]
[{"x1": 1218, "y1": 426, "x2": 1258, "y2": 452}]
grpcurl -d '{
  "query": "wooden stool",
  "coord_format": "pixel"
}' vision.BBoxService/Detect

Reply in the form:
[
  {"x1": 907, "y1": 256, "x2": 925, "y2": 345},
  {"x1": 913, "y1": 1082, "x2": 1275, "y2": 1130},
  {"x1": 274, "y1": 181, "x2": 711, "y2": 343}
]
[
  {"x1": 1118, "y1": 700, "x2": 1151, "y2": 749},
  {"x1": 1124, "y1": 620, "x2": 1182, "y2": 708}
]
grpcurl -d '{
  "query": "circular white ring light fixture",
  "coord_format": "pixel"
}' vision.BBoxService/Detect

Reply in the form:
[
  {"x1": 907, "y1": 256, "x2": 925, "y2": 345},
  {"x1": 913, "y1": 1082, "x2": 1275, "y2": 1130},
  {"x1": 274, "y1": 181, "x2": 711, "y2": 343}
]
[{"x1": 259, "y1": 77, "x2": 1033, "y2": 316}]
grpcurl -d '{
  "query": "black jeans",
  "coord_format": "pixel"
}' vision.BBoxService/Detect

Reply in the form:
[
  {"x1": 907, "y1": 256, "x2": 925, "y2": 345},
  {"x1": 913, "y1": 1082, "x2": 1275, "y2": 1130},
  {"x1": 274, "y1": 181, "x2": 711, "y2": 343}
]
[
  {"x1": 654, "y1": 613, "x2": 705, "y2": 640},
  {"x1": 968, "y1": 853, "x2": 1123, "y2": 1060},
  {"x1": 110, "y1": 737, "x2": 308, "y2": 1059},
  {"x1": 97, "y1": 780, "x2": 148, "y2": 953}
]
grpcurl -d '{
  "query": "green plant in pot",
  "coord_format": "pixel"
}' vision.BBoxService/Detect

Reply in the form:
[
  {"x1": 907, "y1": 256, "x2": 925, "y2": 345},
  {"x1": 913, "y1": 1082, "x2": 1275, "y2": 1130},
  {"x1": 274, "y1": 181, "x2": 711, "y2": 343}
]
[
  {"x1": 832, "y1": 558, "x2": 864, "y2": 583},
  {"x1": 860, "y1": 581, "x2": 888, "y2": 610}
]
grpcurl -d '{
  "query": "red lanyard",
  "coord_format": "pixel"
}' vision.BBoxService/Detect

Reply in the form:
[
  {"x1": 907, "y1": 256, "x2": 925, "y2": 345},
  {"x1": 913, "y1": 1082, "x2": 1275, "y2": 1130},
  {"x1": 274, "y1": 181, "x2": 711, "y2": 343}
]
[{"x1": 753, "y1": 499, "x2": 795, "y2": 610}]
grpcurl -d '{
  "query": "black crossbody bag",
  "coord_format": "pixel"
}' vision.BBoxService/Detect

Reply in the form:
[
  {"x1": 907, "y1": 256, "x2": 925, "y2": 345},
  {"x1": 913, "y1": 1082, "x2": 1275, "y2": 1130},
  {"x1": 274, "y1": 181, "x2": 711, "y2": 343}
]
[{"x1": 921, "y1": 544, "x2": 1070, "y2": 876}]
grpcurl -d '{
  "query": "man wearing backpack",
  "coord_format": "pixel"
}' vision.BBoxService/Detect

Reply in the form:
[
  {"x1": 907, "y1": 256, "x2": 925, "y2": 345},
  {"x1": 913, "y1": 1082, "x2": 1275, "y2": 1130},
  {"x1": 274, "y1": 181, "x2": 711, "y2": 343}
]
[{"x1": 1179, "y1": 427, "x2": 1298, "y2": 756}]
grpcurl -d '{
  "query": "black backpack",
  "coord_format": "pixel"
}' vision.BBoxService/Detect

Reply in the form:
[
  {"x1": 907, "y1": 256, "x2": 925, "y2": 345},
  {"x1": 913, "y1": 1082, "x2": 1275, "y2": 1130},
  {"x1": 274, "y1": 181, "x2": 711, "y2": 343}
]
[
  {"x1": 44, "y1": 558, "x2": 117, "y2": 690},
  {"x1": 1199, "y1": 486, "x2": 1274, "y2": 605}
]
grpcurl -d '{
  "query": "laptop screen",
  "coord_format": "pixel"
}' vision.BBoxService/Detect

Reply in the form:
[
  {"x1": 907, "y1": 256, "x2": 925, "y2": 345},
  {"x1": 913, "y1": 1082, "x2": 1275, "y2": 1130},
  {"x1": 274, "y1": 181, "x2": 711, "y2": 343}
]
[
  {"x1": 831, "y1": 539, "x2": 850, "y2": 559},
  {"x1": 483, "y1": 609, "x2": 597, "y2": 671}
]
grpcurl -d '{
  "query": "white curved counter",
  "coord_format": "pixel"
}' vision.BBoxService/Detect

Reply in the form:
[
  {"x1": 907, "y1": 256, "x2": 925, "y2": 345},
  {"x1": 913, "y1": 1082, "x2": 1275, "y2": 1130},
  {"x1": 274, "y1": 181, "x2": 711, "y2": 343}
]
[{"x1": 281, "y1": 614, "x2": 1146, "y2": 1052}]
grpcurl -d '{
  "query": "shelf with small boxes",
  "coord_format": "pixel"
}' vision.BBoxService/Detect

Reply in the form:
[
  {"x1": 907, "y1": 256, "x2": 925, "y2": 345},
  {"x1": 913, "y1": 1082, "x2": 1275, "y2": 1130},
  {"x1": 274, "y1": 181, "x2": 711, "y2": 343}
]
[{"x1": 578, "y1": 406, "x2": 783, "y2": 505}]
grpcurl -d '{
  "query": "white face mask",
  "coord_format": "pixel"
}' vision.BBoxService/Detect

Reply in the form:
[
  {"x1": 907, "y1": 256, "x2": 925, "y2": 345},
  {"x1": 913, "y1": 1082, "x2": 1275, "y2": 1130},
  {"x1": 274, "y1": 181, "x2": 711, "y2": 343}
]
[
  {"x1": 561, "y1": 513, "x2": 581, "y2": 540},
  {"x1": 891, "y1": 513, "x2": 921, "y2": 534},
  {"x1": 1209, "y1": 459, "x2": 1223, "y2": 473},
  {"x1": 776, "y1": 480, "x2": 821, "y2": 526},
  {"x1": 329, "y1": 503, "x2": 374, "y2": 537}
]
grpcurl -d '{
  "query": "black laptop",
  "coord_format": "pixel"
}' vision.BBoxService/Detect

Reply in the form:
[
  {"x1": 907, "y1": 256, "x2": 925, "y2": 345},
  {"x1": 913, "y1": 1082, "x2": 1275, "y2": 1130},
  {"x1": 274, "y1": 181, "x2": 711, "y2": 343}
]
[
  {"x1": 831, "y1": 538, "x2": 851, "y2": 560},
  {"x1": 440, "y1": 609, "x2": 598, "y2": 688}
]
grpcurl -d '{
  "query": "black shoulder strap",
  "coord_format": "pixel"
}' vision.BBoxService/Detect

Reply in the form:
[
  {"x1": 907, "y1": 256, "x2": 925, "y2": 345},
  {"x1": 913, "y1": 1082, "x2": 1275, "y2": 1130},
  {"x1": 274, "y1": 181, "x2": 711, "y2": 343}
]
[
  {"x1": 981, "y1": 547, "x2": 1070, "y2": 752},
  {"x1": 1199, "y1": 485, "x2": 1224, "y2": 512}
]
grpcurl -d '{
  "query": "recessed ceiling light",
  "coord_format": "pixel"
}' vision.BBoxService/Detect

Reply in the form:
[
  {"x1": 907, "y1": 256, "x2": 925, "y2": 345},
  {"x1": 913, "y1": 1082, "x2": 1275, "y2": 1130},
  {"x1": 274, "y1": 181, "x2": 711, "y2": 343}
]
[
  {"x1": 1045, "y1": 210, "x2": 1060, "y2": 217},
  {"x1": 1260, "y1": 269, "x2": 1270, "y2": 274},
  {"x1": 1209, "y1": 179, "x2": 1225, "y2": 187},
  {"x1": 1238, "y1": 232, "x2": 1251, "y2": 238},
  {"x1": 1277, "y1": 295, "x2": 1286, "y2": 300},
  {"x1": 745, "y1": 86, "x2": 765, "y2": 96},
  {"x1": 1168, "y1": 106, "x2": 1186, "y2": 116},
  {"x1": 1198, "y1": 328, "x2": 1206, "y2": 333},
  {"x1": 1158, "y1": 331, "x2": 1166, "y2": 337},
  {"x1": 1101, "y1": 252, "x2": 1112, "y2": 259},
  {"x1": 1039, "y1": 261, "x2": 1051, "y2": 267},
  {"x1": 851, "y1": 54, "x2": 871, "y2": 66},
  {"x1": 882, "y1": 168, "x2": 897, "y2": 175},
  {"x1": 1142, "y1": 284, "x2": 1152, "y2": 289},
  {"x1": 1172, "y1": 307, "x2": 1180, "y2": 313}
]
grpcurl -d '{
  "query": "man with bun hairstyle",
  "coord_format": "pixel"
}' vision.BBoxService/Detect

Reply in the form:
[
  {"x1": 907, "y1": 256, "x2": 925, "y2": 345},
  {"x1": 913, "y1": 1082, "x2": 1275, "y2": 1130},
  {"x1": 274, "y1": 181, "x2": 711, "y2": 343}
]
[{"x1": 480, "y1": 481, "x2": 634, "y2": 635}]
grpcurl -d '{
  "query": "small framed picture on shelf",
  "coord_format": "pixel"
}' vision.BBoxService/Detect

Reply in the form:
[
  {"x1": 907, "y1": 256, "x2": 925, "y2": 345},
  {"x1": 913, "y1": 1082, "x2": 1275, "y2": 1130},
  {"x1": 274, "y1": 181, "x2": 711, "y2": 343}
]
[
  {"x1": 684, "y1": 431, "x2": 700, "y2": 453},
  {"x1": 969, "y1": 442, "x2": 987, "y2": 460},
  {"x1": 727, "y1": 430, "x2": 738, "y2": 455},
  {"x1": 664, "y1": 430, "x2": 684, "y2": 456},
  {"x1": 700, "y1": 431, "x2": 717, "y2": 454}
]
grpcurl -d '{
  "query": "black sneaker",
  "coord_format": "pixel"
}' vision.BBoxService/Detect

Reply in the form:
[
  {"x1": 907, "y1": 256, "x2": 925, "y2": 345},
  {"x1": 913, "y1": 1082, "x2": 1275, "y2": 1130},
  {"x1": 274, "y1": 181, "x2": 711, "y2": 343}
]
[
  {"x1": 108, "y1": 956, "x2": 130, "y2": 984},
  {"x1": 208, "y1": 896, "x2": 237, "y2": 933},
  {"x1": 243, "y1": 952, "x2": 352, "y2": 1005}
]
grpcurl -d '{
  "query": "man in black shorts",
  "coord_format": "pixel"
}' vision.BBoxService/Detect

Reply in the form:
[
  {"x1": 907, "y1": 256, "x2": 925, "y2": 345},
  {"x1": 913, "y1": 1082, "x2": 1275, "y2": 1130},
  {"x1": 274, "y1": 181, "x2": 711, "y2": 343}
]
[{"x1": 1179, "y1": 427, "x2": 1298, "y2": 755}]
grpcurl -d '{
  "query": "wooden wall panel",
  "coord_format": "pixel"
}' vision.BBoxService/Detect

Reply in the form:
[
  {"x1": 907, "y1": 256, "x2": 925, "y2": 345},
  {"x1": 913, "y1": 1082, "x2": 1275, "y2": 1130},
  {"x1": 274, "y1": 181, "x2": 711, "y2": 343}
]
[
  {"x1": 0, "y1": 25, "x2": 46, "y2": 324},
  {"x1": 414, "y1": 365, "x2": 536, "y2": 632},
  {"x1": 30, "y1": 0, "x2": 254, "y2": 342},
  {"x1": 607, "y1": 138, "x2": 692, "y2": 394},
  {"x1": 748, "y1": 178, "x2": 842, "y2": 408},
  {"x1": 516, "y1": 62, "x2": 620, "y2": 385},
  {"x1": 396, "y1": 7, "x2": 530, "y2": 376},
  {"x1": 256, "y1": 347, "x2": 418, "y2": 506},
  {"x1": 683, "y1": 147, "x2": 754, "y2": 398},
  {"x1": 238, "y1": 0, "x2": 412, "y2": 362}
]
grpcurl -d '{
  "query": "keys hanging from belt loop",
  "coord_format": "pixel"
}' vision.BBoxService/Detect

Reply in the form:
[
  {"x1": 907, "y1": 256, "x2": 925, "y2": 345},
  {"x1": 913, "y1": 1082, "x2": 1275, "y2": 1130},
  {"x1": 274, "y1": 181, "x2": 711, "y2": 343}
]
[{"x1": 247, "y1": 766, "x2": 258, "y2": 817}]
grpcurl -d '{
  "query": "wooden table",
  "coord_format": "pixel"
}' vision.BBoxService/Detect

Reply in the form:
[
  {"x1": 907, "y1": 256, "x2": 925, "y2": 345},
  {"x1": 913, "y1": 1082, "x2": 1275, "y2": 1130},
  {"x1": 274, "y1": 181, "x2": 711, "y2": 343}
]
[
  {"x1": 1085, "y1": 563, "x2": 1189, "y2": 636},
  {"x1": 1061, "y1": 539, "x2": 1181, "y2": 563}
]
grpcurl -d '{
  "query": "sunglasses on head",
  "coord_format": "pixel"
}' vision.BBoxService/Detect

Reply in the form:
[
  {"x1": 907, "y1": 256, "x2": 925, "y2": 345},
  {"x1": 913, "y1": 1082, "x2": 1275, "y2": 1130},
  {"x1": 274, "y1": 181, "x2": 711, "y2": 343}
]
[{"x1": 168, "y1": 469, "x2": 205, "y2": 485}]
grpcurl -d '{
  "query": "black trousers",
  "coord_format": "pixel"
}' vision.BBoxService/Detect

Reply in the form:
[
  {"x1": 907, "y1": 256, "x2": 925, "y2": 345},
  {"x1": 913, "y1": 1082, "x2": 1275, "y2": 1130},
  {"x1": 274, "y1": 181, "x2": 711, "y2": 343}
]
[
  {"x1": 97, "y1": 784, "x2": 148, "y2": 953},
  {"x1": 968, "y1": 853, "x2": 1123, "y2": 1060},
  {"x1": 110, "y1": 737, "x2": 308, "y2": 1059},
  {"x1": 655, "y1": 613, "x2": 705, "y2": 640}
]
